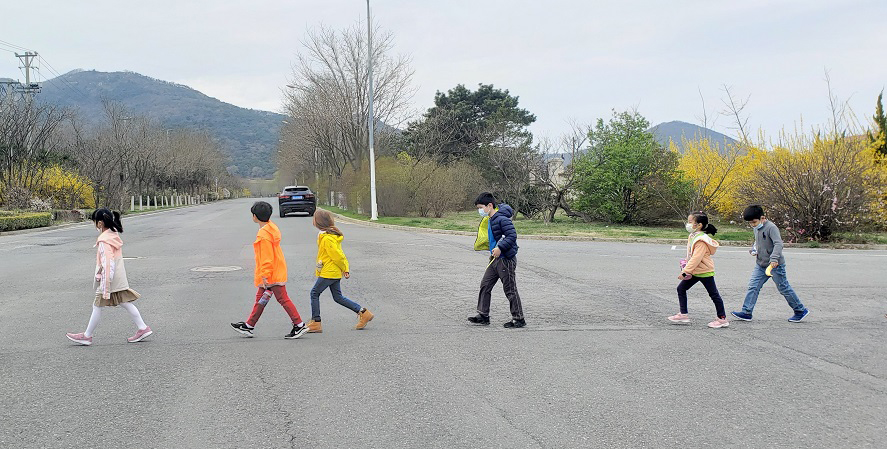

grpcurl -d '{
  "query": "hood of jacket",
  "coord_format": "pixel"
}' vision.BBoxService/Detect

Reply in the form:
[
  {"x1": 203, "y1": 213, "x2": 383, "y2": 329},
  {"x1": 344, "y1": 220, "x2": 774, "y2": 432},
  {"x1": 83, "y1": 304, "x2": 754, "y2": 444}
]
[
  {"x1": 256, "y1": 221, "x2": 282, "y2": 245},
  {"x1": 496, "y1": 203, "x2": 514, "y2": 219},
  {"x1": 690, "y1": 232, "x2": 720, "y2": 255},
  {"x1": 318, "y1": 231, "x2": 345, "y2": 245},
  {"x1": 95, "y1": 230, "x2": 123, "y2": 250}
]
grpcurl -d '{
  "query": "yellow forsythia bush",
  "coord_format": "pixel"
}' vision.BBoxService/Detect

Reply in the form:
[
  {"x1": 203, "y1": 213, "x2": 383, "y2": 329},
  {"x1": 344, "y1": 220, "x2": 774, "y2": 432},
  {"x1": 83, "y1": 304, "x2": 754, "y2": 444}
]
[{"x1": 36, "y1": 166, "x2": 95, "y2": 209}]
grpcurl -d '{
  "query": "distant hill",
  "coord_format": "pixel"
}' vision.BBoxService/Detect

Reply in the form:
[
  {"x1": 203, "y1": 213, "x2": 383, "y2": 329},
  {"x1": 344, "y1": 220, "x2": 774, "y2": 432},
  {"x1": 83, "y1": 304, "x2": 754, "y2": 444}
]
[
  {"x1": 36, "y1": 70, "x2": 284, "y2": 177},
  {"x1": 649, "y1": 121, "x2": 738, "y2": 153}
]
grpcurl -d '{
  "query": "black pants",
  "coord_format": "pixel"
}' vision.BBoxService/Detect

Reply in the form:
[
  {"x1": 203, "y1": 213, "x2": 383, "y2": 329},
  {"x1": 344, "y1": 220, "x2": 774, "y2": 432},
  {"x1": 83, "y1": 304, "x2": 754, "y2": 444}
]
[
  {"x1": 677, "y1": 276, "x2": 725, "y2": 318},
  {"x1": 477, "y1": 257, "x2": 524, "y2": 320}
]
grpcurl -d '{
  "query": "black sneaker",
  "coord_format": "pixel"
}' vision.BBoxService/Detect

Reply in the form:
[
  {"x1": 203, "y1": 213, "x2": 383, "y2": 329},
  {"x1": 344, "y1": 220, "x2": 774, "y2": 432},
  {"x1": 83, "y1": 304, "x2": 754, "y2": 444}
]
[
  {"x1": 231, "y1": 322, "x2": 254, "y2": 337},
  {"x1": 467, "y1": 314, "x2": 490, "y2": 325},
  {"x1": 285, "y1": 323, "x2": 309, "y2": 339},
  {"x1": 503, "y1": 318, "x2": 526, "y2": 329}
]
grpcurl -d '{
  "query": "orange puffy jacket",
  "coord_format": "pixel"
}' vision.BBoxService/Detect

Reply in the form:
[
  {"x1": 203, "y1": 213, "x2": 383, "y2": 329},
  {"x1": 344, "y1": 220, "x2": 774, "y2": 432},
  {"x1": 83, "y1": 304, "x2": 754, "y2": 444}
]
[{"x1": 253, "y1": 221, "x2": 288, "y2": 287}]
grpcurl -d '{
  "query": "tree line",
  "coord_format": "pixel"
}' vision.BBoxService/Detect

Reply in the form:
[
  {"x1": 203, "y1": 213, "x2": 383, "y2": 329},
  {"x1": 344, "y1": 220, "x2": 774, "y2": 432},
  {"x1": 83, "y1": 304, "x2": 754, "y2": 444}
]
[
  {"x1": 278, "y1": 23, "x2": 885, "y2": 241},
  {"x1": 0, "y1": 90, "x2": 241, "y2": 212}
]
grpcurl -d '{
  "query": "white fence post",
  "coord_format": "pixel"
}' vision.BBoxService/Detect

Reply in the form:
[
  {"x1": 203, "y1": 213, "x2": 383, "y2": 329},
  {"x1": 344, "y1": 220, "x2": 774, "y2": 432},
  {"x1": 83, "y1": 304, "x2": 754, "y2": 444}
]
[
  {"x1": 154, "y1": 196, "x2": 157, "y2": 210},
  {"x1": 130, "y1": 196, "x2": 135, "y2": 212},
  {"x1": 139, "y1": 195, "x2": 143, "y2": 211}
]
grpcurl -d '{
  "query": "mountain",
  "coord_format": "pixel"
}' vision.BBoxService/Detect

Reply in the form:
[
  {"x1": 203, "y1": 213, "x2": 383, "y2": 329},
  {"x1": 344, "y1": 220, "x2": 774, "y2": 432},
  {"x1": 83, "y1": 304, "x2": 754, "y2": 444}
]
[
  {"x1": 649, "y1": 121, "x2": 738, "y2": 153},
  {"x1": 36, "y1": 70, "x2": 284, "y2": 177}
]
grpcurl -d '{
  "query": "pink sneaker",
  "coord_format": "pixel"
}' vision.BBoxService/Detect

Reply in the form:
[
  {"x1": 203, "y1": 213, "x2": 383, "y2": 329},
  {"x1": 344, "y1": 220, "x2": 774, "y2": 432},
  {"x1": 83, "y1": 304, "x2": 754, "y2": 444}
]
[
  {"x1": 66, "y1": 332, "x2": 93, "y2": 346},
  {"x1": 708, "y1": 318, "x2": 729, "y2": 329},
  {"x1": 127, "y1": 326, "x2": 153, "y2": 343},
  {"x1": 667, "y1": 313, "x2": 690, "y2": 324}
]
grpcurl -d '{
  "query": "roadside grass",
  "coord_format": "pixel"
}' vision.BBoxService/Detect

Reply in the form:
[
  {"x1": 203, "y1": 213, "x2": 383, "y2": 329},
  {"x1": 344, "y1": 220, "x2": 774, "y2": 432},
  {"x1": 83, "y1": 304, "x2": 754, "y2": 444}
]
[
  {"x1": 322, "y1": 206, "x2": 756, "y2": 242},
  {"x1": 323, "y1": 206, "x2": 887, "y2": 245}
]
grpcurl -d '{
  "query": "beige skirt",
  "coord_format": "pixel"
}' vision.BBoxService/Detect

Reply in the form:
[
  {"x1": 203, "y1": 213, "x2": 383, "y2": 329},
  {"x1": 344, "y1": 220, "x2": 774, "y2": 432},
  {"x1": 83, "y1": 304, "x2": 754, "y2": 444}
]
[{"x1": 94, "y1": 289, "x2": 141, "y2": 307}]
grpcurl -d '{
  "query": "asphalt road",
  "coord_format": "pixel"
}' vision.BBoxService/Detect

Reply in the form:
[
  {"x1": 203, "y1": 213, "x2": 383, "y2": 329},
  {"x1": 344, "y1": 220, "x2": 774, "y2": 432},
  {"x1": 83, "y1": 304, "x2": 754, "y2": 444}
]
[{"x1": 1, "y1": 198, "x2": 885, "y2": 448}]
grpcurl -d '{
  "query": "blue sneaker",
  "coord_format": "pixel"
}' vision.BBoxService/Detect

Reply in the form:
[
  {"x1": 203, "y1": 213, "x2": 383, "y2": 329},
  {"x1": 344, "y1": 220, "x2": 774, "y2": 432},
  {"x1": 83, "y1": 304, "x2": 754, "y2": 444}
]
[
  {"x1": 788, "y1": 308, "x2": 809, "y2": 322},
  {"x1": 731, "y1": 311, "x2": 753, "y2": 321}
]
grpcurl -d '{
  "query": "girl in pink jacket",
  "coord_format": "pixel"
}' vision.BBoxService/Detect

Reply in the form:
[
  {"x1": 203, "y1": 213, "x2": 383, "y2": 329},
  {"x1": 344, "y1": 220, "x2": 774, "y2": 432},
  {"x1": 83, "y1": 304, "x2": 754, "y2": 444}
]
[
  {"x1": 66, "y1": 209, "x2": 152, "y2": 345},
  {"x1": 667, "y1": 211, "x2": 728, "y2": 329}
]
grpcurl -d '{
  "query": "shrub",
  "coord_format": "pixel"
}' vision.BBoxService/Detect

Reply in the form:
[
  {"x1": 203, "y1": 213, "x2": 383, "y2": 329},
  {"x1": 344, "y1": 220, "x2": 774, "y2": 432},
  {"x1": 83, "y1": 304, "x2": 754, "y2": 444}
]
[
  {"x1": 2, "y1": 186, "x2": 33, "y2": 210},
  {"x1": 416, "y1": 160, "x2": 483, "y2": 218},
  {"x1": 0, "y1": 212, "x2": 52, "y2": 232},
  {"x1": 676, "y1": 139, "x2": 765, "y2": 218},
  {"x1": 375, "y1": 156, "x2": 415, "y2": 217},
  {"x1": 35, "y1": 166, "x2": 95, "y2": 209},
  {"x1": 738, "y1": 135, "x2": 877, "y2": 241},
  {"x1": 29, "y1": 197, "x2": 53, "y2": 212}
]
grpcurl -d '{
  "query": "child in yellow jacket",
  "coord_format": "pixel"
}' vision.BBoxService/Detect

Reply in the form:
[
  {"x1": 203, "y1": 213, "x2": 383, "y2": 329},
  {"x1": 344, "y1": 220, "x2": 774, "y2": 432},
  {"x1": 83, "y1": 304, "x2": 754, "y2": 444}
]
[
  {"x1": 305, "y1": 209, "x2": 373, "y2": 333},
  {"x1": 667, "y1": 211, "x2": 729, "y2": 328}
]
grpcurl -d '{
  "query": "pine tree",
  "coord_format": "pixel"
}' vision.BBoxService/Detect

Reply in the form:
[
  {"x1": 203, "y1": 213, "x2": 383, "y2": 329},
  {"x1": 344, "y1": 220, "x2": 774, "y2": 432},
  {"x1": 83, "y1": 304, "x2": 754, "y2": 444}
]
[{"x1": 869, "y1": 91, "x2": 887, "y2": 157}]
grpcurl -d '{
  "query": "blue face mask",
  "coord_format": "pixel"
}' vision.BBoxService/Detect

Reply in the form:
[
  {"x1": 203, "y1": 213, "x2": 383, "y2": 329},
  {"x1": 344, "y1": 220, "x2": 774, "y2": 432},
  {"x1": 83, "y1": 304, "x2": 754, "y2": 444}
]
[
  {"x1": 754, "y1": 222, "x2": 764, "y2": 230},
  {"x1": 478, "y1": 208, "x2": 487, "y2": 217}
]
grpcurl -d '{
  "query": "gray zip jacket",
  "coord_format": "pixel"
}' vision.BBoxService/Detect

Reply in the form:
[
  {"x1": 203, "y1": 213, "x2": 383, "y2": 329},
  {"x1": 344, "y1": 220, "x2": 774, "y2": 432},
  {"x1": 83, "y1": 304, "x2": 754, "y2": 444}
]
[{"x1": 753, "y1": 220, "x2": 786, "y2": 268}]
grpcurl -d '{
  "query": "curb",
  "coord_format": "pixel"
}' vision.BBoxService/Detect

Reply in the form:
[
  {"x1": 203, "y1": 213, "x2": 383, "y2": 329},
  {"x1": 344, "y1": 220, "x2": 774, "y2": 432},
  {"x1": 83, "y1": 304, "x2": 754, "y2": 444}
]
[
  {"x1": 0, "y1": 202, "x2": 211, "y2": 237},
  {"x1": 0, "y1": 220, "x2": 89, "y2": 237},
  {"x1": 325, "y1": 209, "x2": 887, "y2": 250}
]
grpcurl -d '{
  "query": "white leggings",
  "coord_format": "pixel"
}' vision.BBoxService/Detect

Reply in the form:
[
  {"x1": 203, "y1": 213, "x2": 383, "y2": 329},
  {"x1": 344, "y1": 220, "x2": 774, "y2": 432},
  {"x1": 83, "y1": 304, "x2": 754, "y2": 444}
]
[{"x1": 85, "y1": 302, "x2": 148, "y2": 337}]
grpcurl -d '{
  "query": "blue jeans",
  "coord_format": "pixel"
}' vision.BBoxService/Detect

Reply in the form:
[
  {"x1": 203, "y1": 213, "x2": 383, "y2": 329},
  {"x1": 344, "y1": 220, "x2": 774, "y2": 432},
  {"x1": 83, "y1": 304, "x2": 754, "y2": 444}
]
[
  {"x1": 310, "y1": 277, "x2": 361, "y2": 321},
  {"x1": 741, "y1": 264, "x2": 805, "y2": 314}
]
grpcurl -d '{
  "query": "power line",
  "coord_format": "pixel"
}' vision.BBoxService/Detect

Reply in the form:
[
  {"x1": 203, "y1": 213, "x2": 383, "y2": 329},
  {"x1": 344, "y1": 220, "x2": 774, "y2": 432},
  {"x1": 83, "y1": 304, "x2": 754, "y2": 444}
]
[
  {"x1": 0, "y1": 39, "x2": 89, "y2": 100},
  {"x1": 0, "y1": 39, "x2": 32, "y2": 51},
  {"x1": 39, "y1": 55, "x2": 89, "y2": 100}
]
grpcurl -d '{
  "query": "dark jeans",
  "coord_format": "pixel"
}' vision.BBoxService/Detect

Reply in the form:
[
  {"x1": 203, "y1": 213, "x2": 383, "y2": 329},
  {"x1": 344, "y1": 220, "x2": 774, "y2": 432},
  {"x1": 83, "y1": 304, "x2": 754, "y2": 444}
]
[
  {"x1": 477, "y1": 257, "x2": 524, "y2": 320},
  {"x1": 677, "y1": 276, "x2": 726, "y2": 318},
  {"x1": 310, "y1": 277, "x2": 362, "y2": 321}
]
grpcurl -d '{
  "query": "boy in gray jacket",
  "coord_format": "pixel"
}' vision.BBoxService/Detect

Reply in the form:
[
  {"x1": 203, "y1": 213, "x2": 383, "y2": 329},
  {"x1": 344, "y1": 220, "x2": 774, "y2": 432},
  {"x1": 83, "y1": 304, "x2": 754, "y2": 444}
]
[{"x1": 732, "y1": 205, "x2": 810, "y2": 322}]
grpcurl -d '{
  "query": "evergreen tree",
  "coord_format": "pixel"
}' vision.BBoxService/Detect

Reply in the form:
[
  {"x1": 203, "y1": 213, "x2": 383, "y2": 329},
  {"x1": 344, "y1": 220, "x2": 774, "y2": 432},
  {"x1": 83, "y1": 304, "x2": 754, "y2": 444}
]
[{"x1": 869, "y1": 91, "x2": 887, "y2": 157}]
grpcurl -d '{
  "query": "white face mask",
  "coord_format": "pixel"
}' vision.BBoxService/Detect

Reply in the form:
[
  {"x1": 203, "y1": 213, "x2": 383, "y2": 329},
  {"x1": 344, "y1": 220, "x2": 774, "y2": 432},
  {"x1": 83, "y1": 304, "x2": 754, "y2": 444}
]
[
  {"x1": 685, "y1": 222, "x2": 695, "y2": 233},
  {"x1": 478, "y1": 208, "x2": 487, "y2": 217}
]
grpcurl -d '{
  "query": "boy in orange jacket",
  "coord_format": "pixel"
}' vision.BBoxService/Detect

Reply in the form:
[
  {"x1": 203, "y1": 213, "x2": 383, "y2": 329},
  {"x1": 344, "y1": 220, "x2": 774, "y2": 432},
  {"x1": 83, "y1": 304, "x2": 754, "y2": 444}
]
[{"x1": 231, "y1": 201, "x2": 308, "y2": 339}]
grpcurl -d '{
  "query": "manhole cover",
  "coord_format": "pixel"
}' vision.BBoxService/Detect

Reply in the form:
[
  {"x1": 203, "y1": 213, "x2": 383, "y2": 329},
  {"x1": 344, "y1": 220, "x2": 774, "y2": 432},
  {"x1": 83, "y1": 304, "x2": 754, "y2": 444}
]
[{"x1": 191, "y1": 266, "x2": 243, "y2": 272}]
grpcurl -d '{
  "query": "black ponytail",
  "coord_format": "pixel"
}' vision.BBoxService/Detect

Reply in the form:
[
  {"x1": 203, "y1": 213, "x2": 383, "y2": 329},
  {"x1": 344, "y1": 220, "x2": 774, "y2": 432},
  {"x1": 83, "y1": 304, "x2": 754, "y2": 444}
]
[
  {"x1": 690, "y1": 211, "x2": 718, "y2": 236},
  {"x1": 91, "y1": 208, "x2": 124, "y2": 233}
]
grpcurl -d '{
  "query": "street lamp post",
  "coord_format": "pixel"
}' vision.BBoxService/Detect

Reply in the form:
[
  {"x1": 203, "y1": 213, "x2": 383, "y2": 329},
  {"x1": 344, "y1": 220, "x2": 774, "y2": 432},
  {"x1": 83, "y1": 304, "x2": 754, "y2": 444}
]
[{"x1": 366, "y1": 0, "x2": 378, "y2": 220}]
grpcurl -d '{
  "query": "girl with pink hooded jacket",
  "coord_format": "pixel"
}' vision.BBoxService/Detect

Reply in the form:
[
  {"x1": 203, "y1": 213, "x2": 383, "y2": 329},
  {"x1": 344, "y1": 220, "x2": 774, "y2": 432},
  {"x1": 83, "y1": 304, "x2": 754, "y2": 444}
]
[
  {"x1": 667, "y1": 211, "x2": 729, "y2": 329},
  {"x1": 66, "y1": 209, "x2": 152, "y2": 345}
]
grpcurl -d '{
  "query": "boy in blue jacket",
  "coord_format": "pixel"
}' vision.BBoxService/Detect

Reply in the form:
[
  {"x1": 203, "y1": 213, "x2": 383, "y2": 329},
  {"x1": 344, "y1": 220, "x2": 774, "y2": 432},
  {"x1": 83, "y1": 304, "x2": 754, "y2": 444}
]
[{"x1": 468, "y1": 192, "x2": 526, "y2": 328}]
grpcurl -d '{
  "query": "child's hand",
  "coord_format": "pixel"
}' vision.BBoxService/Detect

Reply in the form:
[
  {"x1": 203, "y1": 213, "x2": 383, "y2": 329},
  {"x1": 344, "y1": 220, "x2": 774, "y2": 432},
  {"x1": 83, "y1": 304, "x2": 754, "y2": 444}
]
[
  {"x1": 344, "y1": 272, "x2": 350, "y2": 279},
  {"x1": 769, "y1": 261, "x2": 779, "y2": 269},
  {"x1": 492, "y1": 247, "x2": 501, "y2": 258}
]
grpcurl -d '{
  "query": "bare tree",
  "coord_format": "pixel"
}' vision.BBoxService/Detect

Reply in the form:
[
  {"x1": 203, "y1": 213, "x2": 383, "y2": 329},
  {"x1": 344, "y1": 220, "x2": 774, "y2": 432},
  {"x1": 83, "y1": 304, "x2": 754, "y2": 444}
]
[
  {"x1": 532, "y1": 121, "x2": 593, "y2": 222},
  {"x1": 0, "y1": 90, "x2": 69, "y2": 203},
  {"x1": 283, "y1": 22, "x2": 415, "y2": 179}
]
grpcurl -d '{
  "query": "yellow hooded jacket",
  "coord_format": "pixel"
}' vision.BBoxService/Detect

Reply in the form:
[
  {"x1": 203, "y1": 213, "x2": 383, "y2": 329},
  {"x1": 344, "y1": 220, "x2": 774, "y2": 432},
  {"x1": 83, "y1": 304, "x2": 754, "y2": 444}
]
[{"x1": 316, "y1": 232, "x2": 349, "y2": 279}]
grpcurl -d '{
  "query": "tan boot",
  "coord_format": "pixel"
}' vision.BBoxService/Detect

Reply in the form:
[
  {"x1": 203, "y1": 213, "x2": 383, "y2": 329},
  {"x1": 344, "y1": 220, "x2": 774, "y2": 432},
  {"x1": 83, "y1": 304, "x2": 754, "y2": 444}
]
[
  {"x1": 307, "y1": 320, "x2": 322, "y2": 333},
  {"x1": 355, "y1": 309, "x2": 374, "y2": 330}
]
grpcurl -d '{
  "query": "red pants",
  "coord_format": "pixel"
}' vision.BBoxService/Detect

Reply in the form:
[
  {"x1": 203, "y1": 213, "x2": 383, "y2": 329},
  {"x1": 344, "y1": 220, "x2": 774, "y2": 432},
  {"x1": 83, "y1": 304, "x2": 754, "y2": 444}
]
[{"x1": 246, "y1": 285, "x2": 302, "y2": 327}]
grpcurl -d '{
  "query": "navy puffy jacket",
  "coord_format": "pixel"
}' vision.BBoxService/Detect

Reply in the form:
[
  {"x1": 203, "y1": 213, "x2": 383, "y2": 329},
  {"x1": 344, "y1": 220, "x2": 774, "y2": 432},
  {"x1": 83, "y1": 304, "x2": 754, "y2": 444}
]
[{"x1": 490, "y1": 203, "x2": 518, "y2": 259}]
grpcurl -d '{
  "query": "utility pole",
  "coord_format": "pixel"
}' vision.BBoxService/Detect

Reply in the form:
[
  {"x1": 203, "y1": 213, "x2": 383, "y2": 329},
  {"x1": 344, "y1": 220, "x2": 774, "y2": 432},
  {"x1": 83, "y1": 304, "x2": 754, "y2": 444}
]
[
  {"x1": 14, "y1": 52, "x2": 40, "y2": 97},
  {"x1": 15, "y1": 52, "x2": 40, "y2": 159},
  {"x1": 366, "y1": 0, "x2": 378, "y2": 220}
]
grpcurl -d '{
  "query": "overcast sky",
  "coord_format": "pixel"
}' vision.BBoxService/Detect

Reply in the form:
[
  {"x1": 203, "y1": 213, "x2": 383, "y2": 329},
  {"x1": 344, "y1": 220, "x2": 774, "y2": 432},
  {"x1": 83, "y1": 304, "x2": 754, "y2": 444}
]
[{"x1": 2, "y1": 0, "x2": 885, "y2": 142}]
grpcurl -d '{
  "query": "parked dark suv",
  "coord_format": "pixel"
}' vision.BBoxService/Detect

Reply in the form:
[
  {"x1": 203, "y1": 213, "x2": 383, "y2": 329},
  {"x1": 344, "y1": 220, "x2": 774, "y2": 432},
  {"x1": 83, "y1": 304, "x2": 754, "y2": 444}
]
[{"x1": 278, "y1": 186, "x2": 317, "y2": 217}]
